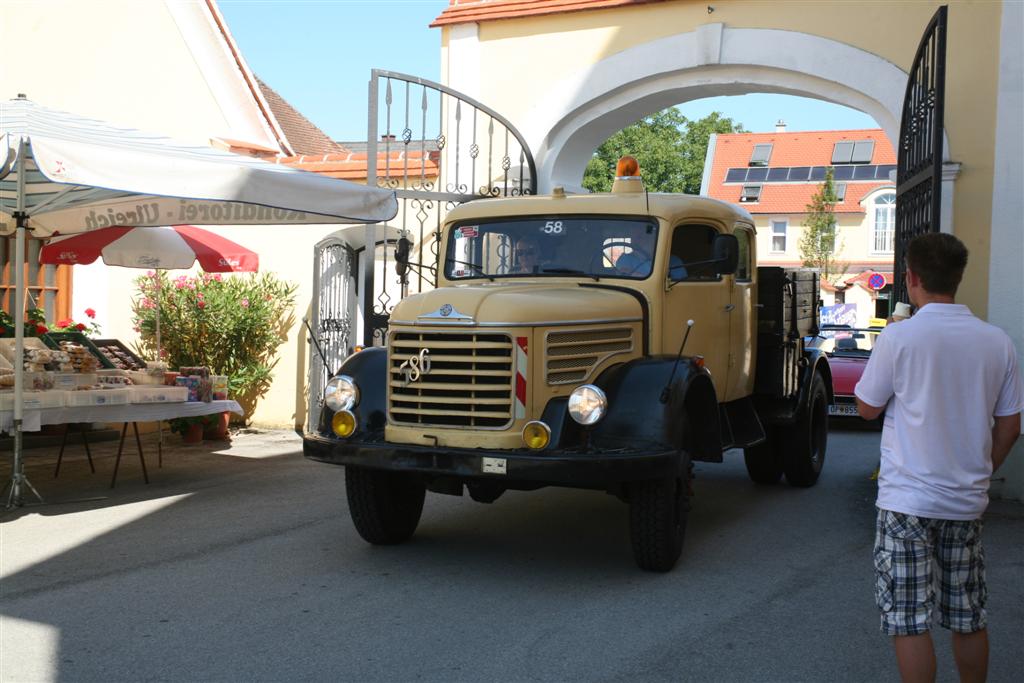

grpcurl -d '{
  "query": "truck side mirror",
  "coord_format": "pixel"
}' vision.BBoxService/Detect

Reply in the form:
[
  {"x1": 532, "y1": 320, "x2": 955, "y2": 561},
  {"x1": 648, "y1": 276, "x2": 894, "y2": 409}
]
[
  {"x1": 712, "y1": 234, "x2": 739, "y2": 275},
  {"x1": 395, "y1": 236, "x2": 411, "y2": 277}
]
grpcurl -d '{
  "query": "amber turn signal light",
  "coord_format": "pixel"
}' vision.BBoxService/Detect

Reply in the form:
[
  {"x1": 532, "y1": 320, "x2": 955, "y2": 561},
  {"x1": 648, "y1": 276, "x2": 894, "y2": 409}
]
[
  {"x1": 332, "y1": 410, "x2": 356, "y2": 438},
  {"x1": 522, "y1": 421, "x2": 551, "y2": 450}
]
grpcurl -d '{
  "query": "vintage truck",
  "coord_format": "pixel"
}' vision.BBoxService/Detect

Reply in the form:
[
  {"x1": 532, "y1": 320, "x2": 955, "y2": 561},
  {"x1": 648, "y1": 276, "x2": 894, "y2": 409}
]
[{"x1": 304, "y1": 161, "x2": 831, "y2": 571}]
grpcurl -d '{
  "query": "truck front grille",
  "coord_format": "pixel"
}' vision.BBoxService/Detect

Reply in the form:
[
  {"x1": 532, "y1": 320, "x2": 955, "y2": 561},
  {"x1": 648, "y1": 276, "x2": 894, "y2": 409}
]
[
  {"x1": 389, "y1": 331, "x2": 514, "y2": 428},
  {"x1": 545, "y1": 327, "x2": 633, "y2": 385}
]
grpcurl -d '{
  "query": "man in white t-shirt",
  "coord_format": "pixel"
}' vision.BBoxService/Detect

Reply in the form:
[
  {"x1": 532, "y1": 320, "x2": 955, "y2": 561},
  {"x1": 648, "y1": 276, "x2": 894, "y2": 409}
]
[{"x1": 855, "y1": 233, "x2": 1022, "y2": 683}]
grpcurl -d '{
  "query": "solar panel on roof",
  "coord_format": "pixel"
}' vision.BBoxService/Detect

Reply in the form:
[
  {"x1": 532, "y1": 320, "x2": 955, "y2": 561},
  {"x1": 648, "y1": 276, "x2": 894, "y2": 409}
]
[
  {"x1": 788, "y1": 167, "x2": 811, "y2": 181},
  {"x1": 810, "y1": 166, "x2": 827, "y2": 181},
  {"x1": 725, "y1": 168, "x2": 747, "y2": 183},
  {"x1": 877, "y1": 164, "x2": 897, "y2": 180},
  {"x1": 851, "y1": 141, "x2": 875, "y2": 164},
  {"x1": 853, "y1": 165, "x2": 878, "y2": 180},
  {"x1": 746, "y1": 167, "x2": 768, "y2": 182},
  {"x1": 767, "y1": 168, "x2": 789, "y2": 181},
  {"x1": 833, "y1": 165, "x2": 855, "y2": 180},
  {"x1": 832, "y1": 141, "x2": 855, "y2": 164}
]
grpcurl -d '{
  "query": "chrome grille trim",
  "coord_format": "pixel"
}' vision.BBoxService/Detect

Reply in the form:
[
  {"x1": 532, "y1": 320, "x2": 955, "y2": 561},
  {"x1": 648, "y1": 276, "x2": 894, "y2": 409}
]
[
  {"x1": 388, "y1": 330, "x2": 514, "y2": 429},
  {"x1": 545, "y1": 327, "x2": 633, "y2": 385}
]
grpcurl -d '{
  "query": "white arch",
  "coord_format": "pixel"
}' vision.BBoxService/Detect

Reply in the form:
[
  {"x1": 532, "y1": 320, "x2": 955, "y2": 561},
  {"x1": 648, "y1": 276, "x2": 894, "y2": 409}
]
[{"x1": 520, "y1": 24, "x2": 947, "y2": 193}]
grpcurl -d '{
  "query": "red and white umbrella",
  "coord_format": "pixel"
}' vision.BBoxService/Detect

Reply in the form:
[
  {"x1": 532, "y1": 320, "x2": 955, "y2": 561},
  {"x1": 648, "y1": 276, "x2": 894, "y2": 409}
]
[
  {"x1": 40, "y1": 224, "x2": 259, "y2": 364},
  {"x1": 39, "y1": 224, "x2": 258, "y2": 272}
]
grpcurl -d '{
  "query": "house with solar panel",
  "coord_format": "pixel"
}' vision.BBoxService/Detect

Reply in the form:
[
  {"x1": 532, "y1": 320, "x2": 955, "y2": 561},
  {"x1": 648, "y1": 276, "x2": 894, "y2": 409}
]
[{"x1": 701, "y1": 125, "x2": 897, "y2": 327}]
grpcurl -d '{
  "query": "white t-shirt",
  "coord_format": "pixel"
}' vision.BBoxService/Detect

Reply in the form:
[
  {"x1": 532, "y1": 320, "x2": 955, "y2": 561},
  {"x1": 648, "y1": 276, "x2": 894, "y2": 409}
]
[{"x1": 855, "y1": 303, "x2": 1024, "y2": 520}]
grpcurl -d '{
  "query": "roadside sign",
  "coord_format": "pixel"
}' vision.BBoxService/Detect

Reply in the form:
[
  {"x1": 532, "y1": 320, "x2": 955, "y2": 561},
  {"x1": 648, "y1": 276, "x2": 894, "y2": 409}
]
[{"x1": 868, "y1": 273, "x2": 886, "y2": 290}]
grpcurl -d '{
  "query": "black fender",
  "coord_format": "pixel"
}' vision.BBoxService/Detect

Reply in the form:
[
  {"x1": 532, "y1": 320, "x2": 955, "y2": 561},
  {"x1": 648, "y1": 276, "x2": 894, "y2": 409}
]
[
  {"x1": 315, "y1": 347, "x2": 388, "y2": 436},
  {"x1": 583, "y1": 356, "x2": 723, "y2": 463},
  {"x1": 801, "y1": 346, "x2": 834, "y2": 406}
]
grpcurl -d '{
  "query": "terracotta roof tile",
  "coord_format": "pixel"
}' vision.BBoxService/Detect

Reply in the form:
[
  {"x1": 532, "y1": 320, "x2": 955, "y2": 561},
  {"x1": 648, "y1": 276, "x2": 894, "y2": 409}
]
[
  {"x1": 431, "y1": 0, "x2": 667, "y2": 27},
  {"x1": 706, "y1": 129, "x2": 896, "y2": 215},
  {"x1": 256, "y1": 77, "x2": 347, "y2": 156},
  {"x1": 275, "y1": 150, "x2": 440, "y2": 181}
]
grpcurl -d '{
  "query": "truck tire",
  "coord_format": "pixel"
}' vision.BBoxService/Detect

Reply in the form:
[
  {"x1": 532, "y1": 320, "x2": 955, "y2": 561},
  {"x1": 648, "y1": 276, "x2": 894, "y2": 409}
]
[
  {"x1": 743, "y1": 427, "x2": 784, "y2": 484},
  {"x1": 345, "y1": 466, "x2": 426, "y2": 544},
  {"x1": 782, "y1": 372, "x2": 828, "y2": 487},
  {"x1": 628, "y1": 456, "x2": 691, "y2": 572}
]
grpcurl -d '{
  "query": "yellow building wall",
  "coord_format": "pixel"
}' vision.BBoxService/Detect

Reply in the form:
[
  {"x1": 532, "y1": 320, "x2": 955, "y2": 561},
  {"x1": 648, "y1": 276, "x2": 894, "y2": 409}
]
[{"x1": 443, "y1": 0, "x2": 1002, "y2": 318}]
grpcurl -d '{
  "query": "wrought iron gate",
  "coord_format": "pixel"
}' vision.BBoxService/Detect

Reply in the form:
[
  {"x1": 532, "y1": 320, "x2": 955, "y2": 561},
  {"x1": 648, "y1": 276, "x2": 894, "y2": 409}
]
[
  {"x1": 307, "y1": 237, "x2": 355, "y2": 433},
  {"x1": 893, "y1": 5, "x2": 947, "y2": 304},
  {"x1": 307, "y1": 71, "x2": 536, "y2": 429},
  {"x1": 361, "y1": 69, "x2": 537, "y2": 345}
]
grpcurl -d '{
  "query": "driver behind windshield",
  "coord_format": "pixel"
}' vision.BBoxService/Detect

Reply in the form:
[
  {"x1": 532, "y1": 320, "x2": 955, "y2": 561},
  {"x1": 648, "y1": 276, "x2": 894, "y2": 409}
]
[{"x1": 514, "y1": 235, "x2": 544, "y2": 273}]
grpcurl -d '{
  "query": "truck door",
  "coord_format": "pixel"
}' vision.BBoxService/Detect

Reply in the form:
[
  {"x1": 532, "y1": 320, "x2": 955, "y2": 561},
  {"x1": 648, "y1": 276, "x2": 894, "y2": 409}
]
[
  {"x1": 726, "y1": 225, "x2": 756, "y2": 401},
  {"x1": 663, "y1": 223, "x2": 731, "y2": 399}
]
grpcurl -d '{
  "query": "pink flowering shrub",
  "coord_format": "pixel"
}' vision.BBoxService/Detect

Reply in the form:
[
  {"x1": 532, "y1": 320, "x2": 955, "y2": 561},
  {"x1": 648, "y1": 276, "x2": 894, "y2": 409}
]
[{"x1": 131, "y1": 271, "x2": 297, "y2": 420}]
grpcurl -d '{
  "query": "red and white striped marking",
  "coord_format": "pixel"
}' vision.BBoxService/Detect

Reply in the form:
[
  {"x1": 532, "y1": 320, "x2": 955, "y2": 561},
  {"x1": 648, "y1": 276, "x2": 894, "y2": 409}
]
[{"x1": 515, "y1": 336, "x2": 528, "y2": 419}]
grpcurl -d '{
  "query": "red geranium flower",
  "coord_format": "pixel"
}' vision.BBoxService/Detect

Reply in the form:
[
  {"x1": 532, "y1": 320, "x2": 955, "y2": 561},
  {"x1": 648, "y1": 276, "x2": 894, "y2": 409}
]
[
  {"x1": 197, "y1": 300, "x2": 206, "y2": 309},
  {"x1": 75, "y1": 323, "x2": 87, "y2": 331},
  {"x1": 56, "y1": 318, "x2": 72, "y2": 328},
  {"x1": 35, "y1": 325, "x2": 48, "y2": 335},
  {"x1": 84, "y1": 308, "x2": 96, "y2": 318}
]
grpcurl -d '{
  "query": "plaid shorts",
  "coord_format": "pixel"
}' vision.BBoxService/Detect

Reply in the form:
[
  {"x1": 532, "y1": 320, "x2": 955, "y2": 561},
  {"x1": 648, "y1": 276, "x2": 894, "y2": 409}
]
[{"x1": 873, "y1": 508, "x2": 987, "y2": 635}]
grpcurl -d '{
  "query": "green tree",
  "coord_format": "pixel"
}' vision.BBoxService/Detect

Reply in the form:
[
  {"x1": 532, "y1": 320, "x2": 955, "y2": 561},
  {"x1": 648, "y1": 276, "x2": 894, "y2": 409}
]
[
  {"x1": 582, "y1": 110, "x2": 745, "y2": 194},
  {"x1": 800, "y1": 167, "x2": 847, "y2": 284}
]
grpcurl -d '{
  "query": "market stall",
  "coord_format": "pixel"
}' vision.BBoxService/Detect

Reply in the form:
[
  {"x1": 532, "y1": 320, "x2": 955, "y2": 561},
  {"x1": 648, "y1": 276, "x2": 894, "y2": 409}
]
[{"x1": 0, "y1": 96, "x2": 399, "y2": 507}]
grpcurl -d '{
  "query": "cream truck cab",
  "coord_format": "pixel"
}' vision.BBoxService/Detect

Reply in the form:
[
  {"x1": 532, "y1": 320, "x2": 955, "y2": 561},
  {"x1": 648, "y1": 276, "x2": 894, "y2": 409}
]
[{"x1": 304, "y1": 162, "x2": 831, "y2": 572}]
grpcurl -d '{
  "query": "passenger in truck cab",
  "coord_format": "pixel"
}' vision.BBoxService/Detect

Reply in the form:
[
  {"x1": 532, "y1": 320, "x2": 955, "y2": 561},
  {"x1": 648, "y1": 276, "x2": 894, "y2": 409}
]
[{"x1": 603, "y1": 222, "x2": 656, "y2": 276}]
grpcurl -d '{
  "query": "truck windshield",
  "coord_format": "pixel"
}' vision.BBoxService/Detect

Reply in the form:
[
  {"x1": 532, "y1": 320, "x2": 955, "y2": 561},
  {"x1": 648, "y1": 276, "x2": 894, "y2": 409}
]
[{"x1": 444, "y1": 216, "x2": 658, "y2": 280}]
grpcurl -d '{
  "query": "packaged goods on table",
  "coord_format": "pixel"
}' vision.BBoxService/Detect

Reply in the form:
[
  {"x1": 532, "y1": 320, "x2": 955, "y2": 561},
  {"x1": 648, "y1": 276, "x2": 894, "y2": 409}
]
[
  {"x1": 64, "y1": 387, "x2": 132, "y2": 407},
  {"x1": 212, "y1": 375, "x2": 229, "y2": 400},
  {"x1": 93, "y1": 340, "x2": 147, "y2": 371},
  {"x1": 0, "y1": 389, "x2": 66, "y2": 410},
  {"x1": 175, "y1": 375, "x2": 202, "y2": 402},
  {"x1": 128, "y1": 385, "x2": 188, "y2": 403},
  {"x1": 59, "y1": 342, "x2": 101, "y2": 373}
]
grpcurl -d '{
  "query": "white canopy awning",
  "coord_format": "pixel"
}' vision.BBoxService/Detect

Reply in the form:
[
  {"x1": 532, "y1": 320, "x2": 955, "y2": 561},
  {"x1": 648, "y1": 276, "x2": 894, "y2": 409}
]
[{"x1": 0, "y1": 97, "x2": 398, "y2": 235}]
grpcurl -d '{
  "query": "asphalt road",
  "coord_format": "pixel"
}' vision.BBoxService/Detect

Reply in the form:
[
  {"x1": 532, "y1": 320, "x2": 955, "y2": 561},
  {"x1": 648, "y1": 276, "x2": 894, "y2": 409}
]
[{"x1": 2, "y1": 428, "x2": 1022, "y2": 682}]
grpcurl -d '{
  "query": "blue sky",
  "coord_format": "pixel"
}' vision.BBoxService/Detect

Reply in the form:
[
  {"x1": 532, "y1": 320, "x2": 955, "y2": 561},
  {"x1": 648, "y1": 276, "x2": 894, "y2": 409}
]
[{"x1": 219, "y1": 0, "x2": 878, "y2": 143}]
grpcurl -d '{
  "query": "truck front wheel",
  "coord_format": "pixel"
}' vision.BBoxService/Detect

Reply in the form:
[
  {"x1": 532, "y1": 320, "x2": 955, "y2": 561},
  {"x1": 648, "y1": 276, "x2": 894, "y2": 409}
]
[
  {"x1": 628, "y1": 456, "x2": 691, "y2": 572},
  {"x1": 345, "y1": 466, "x2": 426, "y2": 544},
  {"x1": 782, "y1": 372, "x2": 828, "y2": 487}
]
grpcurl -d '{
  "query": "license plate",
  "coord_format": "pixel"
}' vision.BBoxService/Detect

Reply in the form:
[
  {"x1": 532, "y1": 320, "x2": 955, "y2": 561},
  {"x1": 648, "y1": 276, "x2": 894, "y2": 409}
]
[{"x1": 829, "y1": 403, "x2": 859, "y2": 417}]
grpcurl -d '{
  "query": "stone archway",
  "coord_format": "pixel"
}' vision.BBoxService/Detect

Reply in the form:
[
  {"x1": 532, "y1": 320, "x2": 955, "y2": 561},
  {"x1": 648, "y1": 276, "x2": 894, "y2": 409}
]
[{"x1": 521, "y1": 24, "x2": 951, "y2": 196}]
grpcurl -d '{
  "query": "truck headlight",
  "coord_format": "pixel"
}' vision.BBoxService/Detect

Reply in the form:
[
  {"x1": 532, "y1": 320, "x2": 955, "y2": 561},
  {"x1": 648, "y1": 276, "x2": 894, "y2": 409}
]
[
  {"x1": 568, "y1": 384, "x2": 607, "y2": 425},
  {"x1": 325, "y1": 375, "x2": 359, "y2": 412}
]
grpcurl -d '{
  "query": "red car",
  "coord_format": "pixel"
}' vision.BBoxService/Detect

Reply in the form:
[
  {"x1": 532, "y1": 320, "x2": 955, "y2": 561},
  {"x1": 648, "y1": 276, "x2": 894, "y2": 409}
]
[{"x1": 811, "y1": 327, "x2": 883, "y2": 424}]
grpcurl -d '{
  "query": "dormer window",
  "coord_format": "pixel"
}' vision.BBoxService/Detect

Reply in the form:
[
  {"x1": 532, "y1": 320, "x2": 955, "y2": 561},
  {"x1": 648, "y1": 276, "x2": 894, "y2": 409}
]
[
  {"x1": 740, "y1": 185, "x2": 762, "y2": 202},
  {"x1": 749, "y1": 144, "x2": 773, "y2": 166},
  {"x1": 832, "y1": 140, "x2": 875, "y2": 164}
]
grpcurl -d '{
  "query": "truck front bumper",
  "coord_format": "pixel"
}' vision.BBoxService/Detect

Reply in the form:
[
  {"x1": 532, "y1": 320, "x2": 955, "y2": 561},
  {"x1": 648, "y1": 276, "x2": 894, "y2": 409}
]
[{"x1": 302, "y1": 433, "x2": 678, "y2": 488}]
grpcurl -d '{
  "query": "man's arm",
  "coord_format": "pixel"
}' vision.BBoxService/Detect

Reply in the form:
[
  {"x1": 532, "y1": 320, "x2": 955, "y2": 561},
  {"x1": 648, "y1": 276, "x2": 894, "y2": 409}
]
[
  {"x1": 856, "y1": 397, "x2": 885, "y2": 421},
  {"x1": 992, "y1": 413, "x2": 1022, "y2": 472}
]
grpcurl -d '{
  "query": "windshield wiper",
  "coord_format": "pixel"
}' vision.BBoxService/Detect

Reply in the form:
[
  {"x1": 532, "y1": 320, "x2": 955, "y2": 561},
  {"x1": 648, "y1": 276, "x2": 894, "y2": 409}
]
[
  {"x1": 446, "y1": 257, "x2": 494, "y2": 281},
  {"x1": 539, "y1": 267, "x2": 599, "y2": 281}
]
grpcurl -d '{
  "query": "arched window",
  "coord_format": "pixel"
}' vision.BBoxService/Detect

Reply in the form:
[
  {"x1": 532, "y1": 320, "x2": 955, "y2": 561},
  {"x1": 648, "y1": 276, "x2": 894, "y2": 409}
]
[{"x1": 872, "y1": 192, "x2": 895, "y2": 253}]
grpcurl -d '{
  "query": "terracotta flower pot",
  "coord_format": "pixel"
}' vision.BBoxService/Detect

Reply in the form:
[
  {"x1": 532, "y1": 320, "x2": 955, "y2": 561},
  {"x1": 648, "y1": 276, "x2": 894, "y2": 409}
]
[
  {"x1": 203, "y1": 412, "x2": 230, "y2": 441},
  {"x1": 182, "y1": 422, "x2": 204, "y2": 444}
]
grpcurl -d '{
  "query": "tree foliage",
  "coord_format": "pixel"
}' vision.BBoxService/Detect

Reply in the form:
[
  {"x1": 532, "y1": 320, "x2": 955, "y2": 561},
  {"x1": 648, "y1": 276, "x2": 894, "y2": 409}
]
[
  {"x1": 131, "y1": 271, "x2": 297, "y2": 422},
  {"x1": 583, "y1": 110, "x2": 746, "y2": 194},
  {"x1": 800, "y1": 167, "x2": 847, "y2": 284}
]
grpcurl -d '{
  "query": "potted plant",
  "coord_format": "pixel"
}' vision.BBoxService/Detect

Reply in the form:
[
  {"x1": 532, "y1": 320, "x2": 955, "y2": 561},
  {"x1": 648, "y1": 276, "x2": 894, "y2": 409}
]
[
  {"x1": 202, "y1": 412, "x2": 230, "y2": 441},
  {"x1": 169, "y1": 416, "x2": 205, "y2": 444}
]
